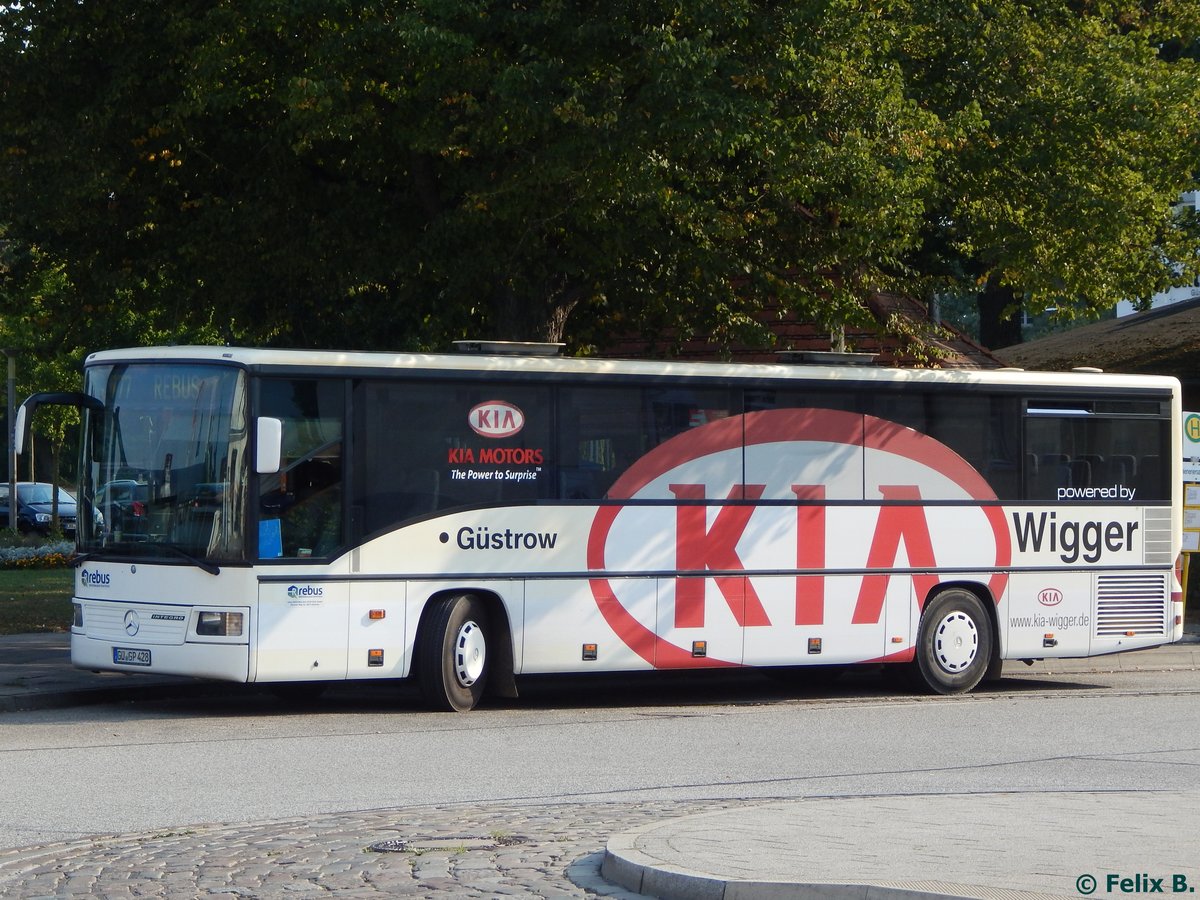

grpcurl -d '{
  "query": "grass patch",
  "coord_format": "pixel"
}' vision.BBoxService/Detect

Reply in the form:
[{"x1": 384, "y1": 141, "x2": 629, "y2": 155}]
[{"x1": 0, "y1": 568, "x2": 73, "y2": 634}]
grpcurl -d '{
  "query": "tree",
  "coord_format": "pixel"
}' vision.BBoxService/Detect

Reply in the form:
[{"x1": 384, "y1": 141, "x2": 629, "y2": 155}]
[
  {"x1": 1, "y1": 1, "x2": 1198, "y2": 357},
  {"x1": 900, "y1": 1, "x2": 1200, "y2": 346},
  {"x1": 0, "y1": 1, "x2": 943, "y2": 351}
]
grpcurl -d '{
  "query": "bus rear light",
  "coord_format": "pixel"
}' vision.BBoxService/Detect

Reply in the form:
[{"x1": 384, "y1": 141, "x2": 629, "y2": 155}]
[{"x1": 196, "y1": 611, "x2": 244, "y2": 637}]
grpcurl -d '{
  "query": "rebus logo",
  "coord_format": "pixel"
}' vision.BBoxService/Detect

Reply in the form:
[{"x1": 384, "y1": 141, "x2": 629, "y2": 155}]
[
  {"x1": 469, "y1": 401, "x2": 524, "y2": 438},
  {"x1": 287, "y1": 584, "x2": 324, "y2": 599},
  {"x1": 587, "y1": 408, "x2": 1011, "y2": 669},
  {"x1": 1038, "y1": 588, "x2": 1064, "y2": 607},
  {"x1": 81, "y1": 569, "x2": 111, "y2": 587}
]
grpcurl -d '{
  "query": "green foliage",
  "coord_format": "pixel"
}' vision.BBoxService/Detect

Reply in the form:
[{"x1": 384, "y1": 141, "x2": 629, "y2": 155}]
[
  {"x1": 0, "y1": 0, "x2": 1199, "y2": 361},
  {"x1": 903, "y1": 0, "x2": 1200, "y2": 320}
]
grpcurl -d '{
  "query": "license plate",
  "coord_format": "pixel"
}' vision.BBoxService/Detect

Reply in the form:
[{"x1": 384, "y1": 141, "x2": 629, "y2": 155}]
[{"x1": 113, "y1": 647, "x2": 151, "y2": 666}]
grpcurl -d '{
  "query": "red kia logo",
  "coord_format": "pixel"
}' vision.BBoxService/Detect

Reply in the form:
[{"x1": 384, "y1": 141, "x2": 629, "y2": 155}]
[
  {"x1": 1038, "y1": 588, "x2": 1063, "y2": 607},
  {"x1": 468, "y1": 401, "x2": 524, "y2": 438},
  {"x1": 587, "y1": 408, "x2": 1012, "y2": 669}
]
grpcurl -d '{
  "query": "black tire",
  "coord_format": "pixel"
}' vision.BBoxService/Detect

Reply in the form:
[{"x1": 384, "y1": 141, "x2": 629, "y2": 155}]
[
  {"x1": 912, "y1": 589, "x2": 993, "y2": 695},
  {"x1": 417, "y1": 594, "x2": 490, "y2": 712}
]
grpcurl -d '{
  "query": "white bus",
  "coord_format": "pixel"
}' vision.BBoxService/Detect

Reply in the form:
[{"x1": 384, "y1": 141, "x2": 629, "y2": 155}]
[{"x1": 18, "y1": 345, "x2": 1184, "y2": 710}]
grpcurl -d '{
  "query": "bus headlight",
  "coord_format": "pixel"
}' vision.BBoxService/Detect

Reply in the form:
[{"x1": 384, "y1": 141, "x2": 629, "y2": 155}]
[
  {"x1": 196, "y1": 611, "x2": 244, "y2": 637},
  {"x1": 72, "y1": 602, "x2": 83, "y2": 628}
]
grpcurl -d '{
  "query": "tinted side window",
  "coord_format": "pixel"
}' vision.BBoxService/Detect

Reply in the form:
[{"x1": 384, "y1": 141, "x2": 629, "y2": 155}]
[
  {"x1": 873, "y1": 392, "x2": 1022, "y2": 501},
  {"x1": 557, "y1": 385, "x2": 735, "y2": 499},
  {"x1": 352, "y1": 380, "x2": 551, "y2": 536},
  {"x1": 1023, "y1": 411, "x2": 1169, "y2": 503},
  {"x1": 258, "y1": 379, "x2": 344, "y2": 559}
]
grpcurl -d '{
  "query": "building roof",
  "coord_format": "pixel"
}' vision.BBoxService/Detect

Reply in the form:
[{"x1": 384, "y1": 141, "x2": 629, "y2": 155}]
[
  {"x1": 994, "y1": 298, "x2": 1200, "y2": 382},
  {"x1": 596, "y1": 292, "x2": 1006, "y2": 369}
]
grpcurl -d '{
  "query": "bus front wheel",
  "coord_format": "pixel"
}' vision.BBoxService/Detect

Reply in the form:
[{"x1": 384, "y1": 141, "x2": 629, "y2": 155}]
[
  {"x1": 417, "y1": 594, "x2": 490, "y2": 712},
  {"x1": 912, "y1": 589, "x2": 992, "y2": 695}
]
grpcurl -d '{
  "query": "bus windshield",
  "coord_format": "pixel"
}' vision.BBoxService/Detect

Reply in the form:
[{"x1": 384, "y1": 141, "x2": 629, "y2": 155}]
[{"x1": 79, "y1": 363, "x2": 250, "y2": 563}]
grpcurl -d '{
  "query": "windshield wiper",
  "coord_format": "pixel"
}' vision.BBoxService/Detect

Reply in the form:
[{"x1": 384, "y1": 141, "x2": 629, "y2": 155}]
[{"x1": 158, "y1": 543, "x2": 221, "y2": 576}]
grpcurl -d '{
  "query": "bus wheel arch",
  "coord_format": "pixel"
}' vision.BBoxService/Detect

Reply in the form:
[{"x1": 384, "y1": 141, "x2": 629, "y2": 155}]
[
  {"x1": 912, "y1": 583, "x2": 997, "y2": 695},
  {"x1": 922, "y1": 580, "x2": 1002, "y2": 679},
  {"x1": 415, "y1": 590, "x2": 516, "y2": 711}
]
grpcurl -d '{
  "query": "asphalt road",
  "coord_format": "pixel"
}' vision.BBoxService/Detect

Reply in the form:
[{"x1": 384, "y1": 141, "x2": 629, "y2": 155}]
[{"x1": 1, "y1": 666, "x2": 1198, "y2": 853}]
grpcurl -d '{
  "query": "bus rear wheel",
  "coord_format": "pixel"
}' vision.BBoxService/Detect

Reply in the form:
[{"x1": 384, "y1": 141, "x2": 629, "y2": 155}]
[
  {"x1": 418, "y1": 594, "x2": 490, "y2": 712},
  {"x1": 912, "y1": 589, "x2": 992, "y2": 695}
]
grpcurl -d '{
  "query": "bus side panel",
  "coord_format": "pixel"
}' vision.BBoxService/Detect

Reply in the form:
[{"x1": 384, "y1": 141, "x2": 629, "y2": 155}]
[
  {"x1": 656, "y1": 576, "x2": 745, "y2": 666},
  {"x1": 743, "y1": 575, "x2": 908, "y2": 666},
  {"x1": 522, "y1": 578, "x2": 655, "y2": 673},
  {"x1": 255, "y1": 581, "x2": 349, "y2": 681},
  {"x1": 1003, "y1": 571, "x2": 1094, "y2": 659},
  {"x1": 348, "y1": 581, "x2": 407, "y2": 679}
]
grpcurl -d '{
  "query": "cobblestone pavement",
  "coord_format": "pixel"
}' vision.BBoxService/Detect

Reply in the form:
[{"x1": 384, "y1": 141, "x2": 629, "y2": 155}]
[{"x1": 0, "y1": 798, "x2": 747, "y2": 899}]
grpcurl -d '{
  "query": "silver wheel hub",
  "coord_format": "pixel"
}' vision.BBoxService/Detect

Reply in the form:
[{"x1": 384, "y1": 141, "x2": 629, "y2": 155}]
[
  {"x1": 454, "y1": 620, "x2": 486, "y2": 687},
  {"x1": 933, "y1": 610, "x2": 978, "y2": 674}
]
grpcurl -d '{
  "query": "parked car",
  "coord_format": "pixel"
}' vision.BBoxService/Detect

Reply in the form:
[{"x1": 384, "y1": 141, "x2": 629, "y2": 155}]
[
  {"x1": 95, "y1": 479, "x2": 149, "y2": 539},
  {"x1": 0, "y1": 482, "x2": 79, "y2": 535}
]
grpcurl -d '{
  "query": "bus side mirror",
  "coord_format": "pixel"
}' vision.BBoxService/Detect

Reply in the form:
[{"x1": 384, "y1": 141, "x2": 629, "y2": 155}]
[
  {"x1": 256, "y1": 417, "x2": 283, "y2": 474},
  {"x1": 14, "y1": 391, "x2": 101, "y2": 457}
]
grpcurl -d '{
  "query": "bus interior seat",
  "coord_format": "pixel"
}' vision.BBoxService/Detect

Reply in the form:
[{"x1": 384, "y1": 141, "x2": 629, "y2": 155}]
[
  {"x1": 1030, "y1": 453, "x2": 1070, "y2": 496},
  {"x1": 1110, "y1": 454, "x2": 1137, "y2": 483},
  {"x1": 1067, "y1": 459, "x2": 1092, "y2": 489},
  {"x1": 1076, "y1": 453, "x2": 1106, "y2": 483}
]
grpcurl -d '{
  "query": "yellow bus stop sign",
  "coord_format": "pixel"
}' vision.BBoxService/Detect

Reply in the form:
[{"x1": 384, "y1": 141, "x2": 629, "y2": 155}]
[{"x1": 1187, "y1": 413, "x2": 1200, "y2": 443}]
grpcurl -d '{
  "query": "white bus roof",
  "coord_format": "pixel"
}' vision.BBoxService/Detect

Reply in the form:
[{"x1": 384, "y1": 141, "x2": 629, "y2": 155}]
[{"x1": 84, "y1": 345, "x2": 1180, "y2": 393}]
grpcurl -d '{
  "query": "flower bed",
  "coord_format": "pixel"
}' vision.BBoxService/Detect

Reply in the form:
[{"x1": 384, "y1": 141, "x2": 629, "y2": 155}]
[{"x1": 0, "y1": 542, "x2": 74, "y2": 569}]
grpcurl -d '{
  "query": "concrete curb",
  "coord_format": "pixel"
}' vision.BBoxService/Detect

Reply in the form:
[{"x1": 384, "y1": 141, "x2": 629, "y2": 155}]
[
  {"x1": 601, "y1": 791, "x2": 1199, "y2": 900},
  {"x1": 601, "y1": 815, "x2": 1066, "y2": 900},
  {"x1": 603, "y1": 827, "x2": 727, "y2": 900}
]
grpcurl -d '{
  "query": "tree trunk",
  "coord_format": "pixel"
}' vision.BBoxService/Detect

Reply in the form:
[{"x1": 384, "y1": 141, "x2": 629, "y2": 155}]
[
  {"x1": 50, "y1": 442, "x2": 60, "y2": 532},
  {"x1": 488, "y1": 283, "x2": 583, "y2": 345},
  {"x1": 977, "y1": 279, "x2": 1023, "y2": 350}
]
